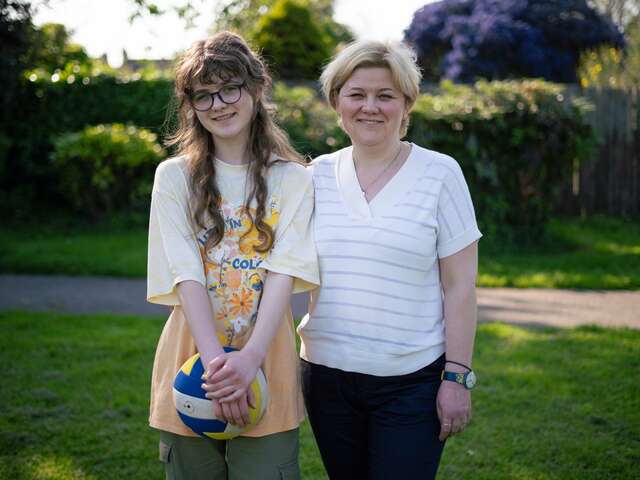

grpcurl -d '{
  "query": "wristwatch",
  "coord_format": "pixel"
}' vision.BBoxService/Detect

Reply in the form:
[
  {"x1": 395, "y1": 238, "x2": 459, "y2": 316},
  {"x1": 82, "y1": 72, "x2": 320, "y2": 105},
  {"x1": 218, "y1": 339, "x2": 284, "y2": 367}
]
[{"x1": 441, "y1": 369, "x2": 477, "y2": 390}]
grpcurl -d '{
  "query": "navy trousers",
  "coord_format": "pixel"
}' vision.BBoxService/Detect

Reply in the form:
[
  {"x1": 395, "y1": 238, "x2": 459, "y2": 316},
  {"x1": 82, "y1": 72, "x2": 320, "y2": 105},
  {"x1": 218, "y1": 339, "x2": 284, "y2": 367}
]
[{"x1": 301, "y1": 355, "x2": 446, "y2": 480}]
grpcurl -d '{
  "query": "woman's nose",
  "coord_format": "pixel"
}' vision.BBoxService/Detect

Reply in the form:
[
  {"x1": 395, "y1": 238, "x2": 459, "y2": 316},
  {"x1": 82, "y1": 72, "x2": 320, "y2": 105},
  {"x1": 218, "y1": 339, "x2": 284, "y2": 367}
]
[{"x1": 361, "y1": 96, "x2": 379, "y2": 112}]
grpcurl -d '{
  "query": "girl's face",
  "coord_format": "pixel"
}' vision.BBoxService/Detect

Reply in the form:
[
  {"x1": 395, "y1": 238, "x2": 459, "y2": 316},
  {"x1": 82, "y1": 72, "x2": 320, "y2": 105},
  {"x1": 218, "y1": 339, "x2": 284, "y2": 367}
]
[
  {"x1": 335, "y1": 67, "x2": 409, "y2": 149},
  {"x1": 190, "y1": 77, "x2": 255, "y2": 146}
]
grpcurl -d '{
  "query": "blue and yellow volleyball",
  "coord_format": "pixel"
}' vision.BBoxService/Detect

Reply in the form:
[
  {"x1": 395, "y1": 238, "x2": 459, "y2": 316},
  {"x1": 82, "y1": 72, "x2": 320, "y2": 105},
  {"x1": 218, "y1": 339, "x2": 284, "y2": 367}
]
[{"x1": 173, "y1": 352, "x2": 269, "y2": 440}]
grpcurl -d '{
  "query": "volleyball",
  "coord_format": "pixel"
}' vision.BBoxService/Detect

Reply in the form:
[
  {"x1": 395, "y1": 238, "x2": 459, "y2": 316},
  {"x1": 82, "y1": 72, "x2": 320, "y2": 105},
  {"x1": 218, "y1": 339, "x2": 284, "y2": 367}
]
[{"x1": 173, "y1": 351, "x2": 269, "y2": 440}]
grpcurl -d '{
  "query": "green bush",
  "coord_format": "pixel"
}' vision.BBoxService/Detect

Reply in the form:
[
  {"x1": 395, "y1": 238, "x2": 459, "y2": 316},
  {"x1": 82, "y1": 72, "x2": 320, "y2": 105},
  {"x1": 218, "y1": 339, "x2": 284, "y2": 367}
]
[
  {"x1": 3, "y1": 74, "x2": 596, "y2": 241},
  {"x1": 0, "y1": 75, "x2": 173, "y2": 216},
  {"x1": 51, "y1": 123, "x2": 164, "y2": 219},
  {"x1": 252, "y1": 0, "x2": 332, "y2": 79},
  {"x1": 408, "y1": 80, "x2": 595, "y2": 243},
  {"x1": 272, "y1": 82, "x2": 348, "y2": 157}
]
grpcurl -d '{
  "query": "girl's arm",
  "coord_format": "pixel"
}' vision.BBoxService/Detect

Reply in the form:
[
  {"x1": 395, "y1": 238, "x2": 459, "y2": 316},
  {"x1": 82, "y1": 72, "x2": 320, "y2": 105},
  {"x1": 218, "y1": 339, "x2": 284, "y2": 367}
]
[
  {"x1": 202, "y1": 271, "x2": 294, "y2": 402},
  {"x1": 176, "y1": 280, "x2": 225, "y2": 369},
  {"x1": 177, "y1": 280, "x2": 256, "y2": 425},
  {"x1": 436, "y1": 241, "x2": 478, "y2": 441}
]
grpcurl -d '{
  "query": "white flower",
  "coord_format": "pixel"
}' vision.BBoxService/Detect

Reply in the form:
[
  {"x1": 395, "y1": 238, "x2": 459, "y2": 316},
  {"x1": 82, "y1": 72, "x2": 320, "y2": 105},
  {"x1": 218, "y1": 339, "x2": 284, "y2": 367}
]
[{"x1": 230, "y1": 316, "x2": 249, "y2": 333}]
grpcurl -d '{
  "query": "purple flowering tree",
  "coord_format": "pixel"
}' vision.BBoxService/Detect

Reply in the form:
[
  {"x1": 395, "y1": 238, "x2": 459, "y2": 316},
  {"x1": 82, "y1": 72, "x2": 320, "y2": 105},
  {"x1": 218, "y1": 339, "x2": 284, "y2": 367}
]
[{"x1": 404, "y1": 0, "x2": 624, "y2": 82}]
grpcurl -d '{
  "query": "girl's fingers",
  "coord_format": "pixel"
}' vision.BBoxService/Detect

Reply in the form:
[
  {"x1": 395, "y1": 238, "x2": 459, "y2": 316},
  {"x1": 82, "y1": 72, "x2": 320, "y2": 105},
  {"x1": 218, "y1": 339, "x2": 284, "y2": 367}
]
[
  {"x1": 204, "y1": 385, "x2": 237, "y2": 399},
  {"x1": 204, "y1": 355, "x2": 228, "y2": 380},
  {"x1": 247, "y1": 386, "x2": 256, "y2": 409},
  {"x1": 218, "y1": 389, "x2": 245, "y2": 403}
]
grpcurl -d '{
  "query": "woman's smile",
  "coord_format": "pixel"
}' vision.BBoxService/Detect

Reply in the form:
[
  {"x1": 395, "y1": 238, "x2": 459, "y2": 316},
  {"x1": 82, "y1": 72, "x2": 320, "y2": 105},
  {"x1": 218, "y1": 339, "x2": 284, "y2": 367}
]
[{"x1": 335, "y1": 67, "x2": 408, "y2": 148}]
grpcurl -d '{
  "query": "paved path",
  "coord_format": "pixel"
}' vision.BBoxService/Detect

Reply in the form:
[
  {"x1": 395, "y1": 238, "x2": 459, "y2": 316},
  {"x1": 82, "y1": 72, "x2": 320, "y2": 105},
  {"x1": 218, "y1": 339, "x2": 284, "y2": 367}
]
[{"x1": 1, "y1": 274, "x2": 638, "y2": 329}]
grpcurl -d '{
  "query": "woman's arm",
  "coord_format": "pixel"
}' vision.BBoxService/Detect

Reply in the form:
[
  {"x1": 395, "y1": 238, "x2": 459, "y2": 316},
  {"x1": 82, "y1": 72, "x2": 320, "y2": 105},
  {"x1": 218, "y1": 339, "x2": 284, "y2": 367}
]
[
  {"x1": 437, "y1": 241, "x2": 478, "y2": 441},
  {"x1": 203, "y1": 271, "x2": 294, "y2": 402}
]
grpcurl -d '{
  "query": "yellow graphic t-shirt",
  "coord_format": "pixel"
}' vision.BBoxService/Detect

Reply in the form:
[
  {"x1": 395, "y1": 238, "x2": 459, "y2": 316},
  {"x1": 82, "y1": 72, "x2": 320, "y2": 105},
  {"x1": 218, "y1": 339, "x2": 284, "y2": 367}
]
[
  {"x1": 147, "y1": 155, "x2": 318, "y2": 437},
  {"x1": 199, "y1": 197, "x2": 280, "y2": 348}
]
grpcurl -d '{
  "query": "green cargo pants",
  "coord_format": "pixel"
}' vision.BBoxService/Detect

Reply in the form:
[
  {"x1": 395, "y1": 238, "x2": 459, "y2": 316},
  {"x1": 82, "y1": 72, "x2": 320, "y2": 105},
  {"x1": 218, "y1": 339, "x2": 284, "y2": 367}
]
[{"x1": 158, "y1": 428, "x2": 300, "y2": 480}]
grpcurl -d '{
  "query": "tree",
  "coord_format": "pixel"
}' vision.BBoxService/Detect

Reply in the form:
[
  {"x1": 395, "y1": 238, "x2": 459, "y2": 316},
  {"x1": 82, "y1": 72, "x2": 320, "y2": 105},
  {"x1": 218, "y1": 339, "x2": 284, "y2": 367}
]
[
  {"x1": 214, "y1": 0, "x2": 352, "y2": 49},
  {"x1": 252, "y1": 0, "x2": 333, "y2": 79},
  {"x1": 404, "y1": 0, "x2": 625, "y2": 83},
  {"x1": 25, "y1": 22, "x2": 90, "y2": 73},
  {"x1": 588, "y1": 0, "x2": 640, "y2": 30},
  {"x1": 0, "y1": 0, "x2": 32, "y2": 121},
  {"x1": 579, "y1": 15, "x2": 640, "y2": 87}
]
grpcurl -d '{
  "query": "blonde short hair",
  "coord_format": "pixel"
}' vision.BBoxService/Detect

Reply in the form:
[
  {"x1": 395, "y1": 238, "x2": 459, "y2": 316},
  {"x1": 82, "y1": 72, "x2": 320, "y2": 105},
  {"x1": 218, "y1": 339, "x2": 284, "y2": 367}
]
[{"x1": 320, "y1": 40, "x2": 422, "y2": 136}]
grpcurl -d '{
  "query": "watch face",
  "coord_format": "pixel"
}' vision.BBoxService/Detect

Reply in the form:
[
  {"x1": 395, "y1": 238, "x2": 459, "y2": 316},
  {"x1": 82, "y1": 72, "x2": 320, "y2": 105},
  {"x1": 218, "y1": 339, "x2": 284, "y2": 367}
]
[{"x1": 465, "y1": 371, "x2": 477, "y2": 389}]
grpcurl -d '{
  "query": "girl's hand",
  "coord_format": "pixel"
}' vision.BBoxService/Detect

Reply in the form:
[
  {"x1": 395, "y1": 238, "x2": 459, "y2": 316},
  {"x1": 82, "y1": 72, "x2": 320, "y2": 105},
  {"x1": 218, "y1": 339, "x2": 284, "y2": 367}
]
[
  {"x1": 217, "y1": 393, "x2": 253, "y2": 427},
  {"x1": 209, "y1": 393, "x2": 253, "y2": 427},
  {"x1": 202, "y1": 349, "x2": 260, "y2": 405}
]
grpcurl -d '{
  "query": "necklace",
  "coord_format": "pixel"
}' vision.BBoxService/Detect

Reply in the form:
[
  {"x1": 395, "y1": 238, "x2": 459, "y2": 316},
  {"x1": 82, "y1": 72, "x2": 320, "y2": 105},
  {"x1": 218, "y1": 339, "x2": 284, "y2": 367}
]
[{"x1": 353, "y1": 143, "x2": 404, "y2": 198}]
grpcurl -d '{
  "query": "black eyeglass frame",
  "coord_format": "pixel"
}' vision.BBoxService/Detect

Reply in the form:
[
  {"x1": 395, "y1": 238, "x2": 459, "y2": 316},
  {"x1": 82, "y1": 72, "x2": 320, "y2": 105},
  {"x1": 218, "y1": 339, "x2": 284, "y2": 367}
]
[{"x1": 188, "y1": 82, "x2": 246, "y2": 111}]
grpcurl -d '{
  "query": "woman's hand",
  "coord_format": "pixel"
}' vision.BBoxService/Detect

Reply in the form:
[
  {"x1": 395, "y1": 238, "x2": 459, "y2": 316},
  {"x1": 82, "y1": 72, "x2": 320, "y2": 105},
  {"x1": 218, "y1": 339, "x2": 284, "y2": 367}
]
[{"x1": 436, "y1": 380, "x2": 472, "y2": 441}]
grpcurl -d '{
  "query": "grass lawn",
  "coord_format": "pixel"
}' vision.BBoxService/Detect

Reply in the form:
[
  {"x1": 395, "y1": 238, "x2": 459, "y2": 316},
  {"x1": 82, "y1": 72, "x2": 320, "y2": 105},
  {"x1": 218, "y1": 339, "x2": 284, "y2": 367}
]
[
  {"x1": 1, "y1": 216, "x2": 639, "y2": 289},
  {"x1": 1, "y1": 311, "x2": 638, "y2": 479}
]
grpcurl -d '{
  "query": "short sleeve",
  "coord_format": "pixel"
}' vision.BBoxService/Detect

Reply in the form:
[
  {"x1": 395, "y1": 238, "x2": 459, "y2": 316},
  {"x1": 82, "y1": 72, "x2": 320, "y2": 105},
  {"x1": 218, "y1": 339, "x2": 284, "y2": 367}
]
[
  {"x1": 436, "y1": 160, "x2": 482, "y2": 258},
  {"x1": 147, "y1": 159, "x2": 206, "y2": 305},
  {"x1": 259, "y1": 163, "x2": 320, "y2": 294}
]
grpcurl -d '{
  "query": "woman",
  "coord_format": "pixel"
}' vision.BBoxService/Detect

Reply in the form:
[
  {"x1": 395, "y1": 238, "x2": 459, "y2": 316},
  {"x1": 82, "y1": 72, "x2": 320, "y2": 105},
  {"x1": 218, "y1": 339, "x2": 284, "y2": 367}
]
[
  {"x1": 298, "y1": 40, "x2": 481, "y2": 479},
  {"x1": 146, "y1": 32, "x2": 318, "y2": 479}
]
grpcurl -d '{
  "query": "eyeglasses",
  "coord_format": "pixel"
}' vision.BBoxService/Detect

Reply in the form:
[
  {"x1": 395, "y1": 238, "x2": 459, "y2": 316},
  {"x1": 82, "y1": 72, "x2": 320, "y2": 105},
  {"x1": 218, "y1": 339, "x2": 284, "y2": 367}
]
[{"x1": 189, "y1": 83, "x2": 244, "y2": 111}]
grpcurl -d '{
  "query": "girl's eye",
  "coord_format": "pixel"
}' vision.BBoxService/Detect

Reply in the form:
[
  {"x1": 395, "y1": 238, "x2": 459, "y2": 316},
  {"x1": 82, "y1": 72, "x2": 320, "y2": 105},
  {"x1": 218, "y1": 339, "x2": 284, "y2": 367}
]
[{"x1": 221, "y1": 85, "x2": 239, "y2": 94}]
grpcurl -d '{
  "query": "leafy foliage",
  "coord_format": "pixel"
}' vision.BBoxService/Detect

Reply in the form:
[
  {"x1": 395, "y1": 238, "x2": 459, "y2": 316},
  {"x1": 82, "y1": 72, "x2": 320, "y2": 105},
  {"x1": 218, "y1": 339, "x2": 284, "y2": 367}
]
[
  {"x1": 4, "y1": 72, "x2": 594, "y2": 240},
  {"x1": 252, "y1": 0, "x2": 333, "y2": 79},
  {"x1": 405, "y1": 0, "x2": 625, "y2": 83},
  {"x1": 0, "y1": 75, "x2": 173, "y2": 216},
  {"x1": 25, "y1": 23, "x2": 90, "y2": 73},
  {"x1": 272, "y1": 82, "x2": 348, "y2": 157},
  {"x1": 0, "y1": 0, "x2": 32, "y2": 122},
  {"x1": 51, "y1": 124, "x2": 165, "y2": 220},
  {"x1": 22, "y1": 22, "x2": 116, "y2": 82},
  {"x1": 409, "y1": 80, "x2": 595, "y2": 242},
  {"x1": 215, "y1": 0, "x2": 353, "y2": 48},
  {"x1": 579, "y1": 16, "x2": 640, "y2": 87},
  {"x1": 588, "y1": 0, "x2": 640, "y2": 29}
]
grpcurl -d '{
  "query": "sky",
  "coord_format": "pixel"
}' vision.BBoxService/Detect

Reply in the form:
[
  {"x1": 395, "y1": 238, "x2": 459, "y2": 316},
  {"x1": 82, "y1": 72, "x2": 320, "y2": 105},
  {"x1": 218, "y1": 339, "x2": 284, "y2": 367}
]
[{"x1": 33, "y1": 0, "x2": 431, "y2": 67}]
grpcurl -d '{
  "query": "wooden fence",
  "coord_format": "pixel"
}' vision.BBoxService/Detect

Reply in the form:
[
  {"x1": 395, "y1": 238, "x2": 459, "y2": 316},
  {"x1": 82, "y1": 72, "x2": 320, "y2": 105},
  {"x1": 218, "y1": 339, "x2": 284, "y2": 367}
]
[{"x1": 558, "y1": 86, "x2": 640, "y2": 218}]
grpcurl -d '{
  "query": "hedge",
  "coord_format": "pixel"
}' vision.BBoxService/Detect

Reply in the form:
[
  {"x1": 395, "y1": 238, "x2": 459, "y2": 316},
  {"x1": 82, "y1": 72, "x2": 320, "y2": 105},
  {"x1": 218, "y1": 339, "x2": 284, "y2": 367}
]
[
  {"x1": 408, "y1": 80, "x2": 595, "y2": 242},
  {"x1": 1, "y1": 76, "x2": 594, "y2": 240},
  {"x1": 51, "y1": 124, "x2": 165, "y2": 220}
]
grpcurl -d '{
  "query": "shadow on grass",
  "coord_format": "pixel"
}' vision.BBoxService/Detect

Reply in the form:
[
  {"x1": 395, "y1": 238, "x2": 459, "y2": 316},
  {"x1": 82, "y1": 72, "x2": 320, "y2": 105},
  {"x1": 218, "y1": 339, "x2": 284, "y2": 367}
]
[
  {"x1": 440, "y1": 323, "x2": 640, "y2": 480},
  {"x1": 1, "y1": 311, "x2": 638, "y2": 479},
  {"x1": 0, "y1": 311, "x2": 328, "y2": 480}
]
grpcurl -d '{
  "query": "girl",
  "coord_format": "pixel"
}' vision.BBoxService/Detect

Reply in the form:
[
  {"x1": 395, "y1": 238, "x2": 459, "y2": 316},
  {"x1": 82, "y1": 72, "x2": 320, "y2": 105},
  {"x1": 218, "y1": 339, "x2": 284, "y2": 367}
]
[{"x1": 146, "y1": 32, "x2": 318, "y2": 479}]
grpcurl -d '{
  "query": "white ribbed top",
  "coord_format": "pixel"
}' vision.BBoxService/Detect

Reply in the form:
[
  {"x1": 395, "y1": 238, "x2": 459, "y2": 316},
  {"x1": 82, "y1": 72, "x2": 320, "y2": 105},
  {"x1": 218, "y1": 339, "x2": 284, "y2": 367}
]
[{"x1": 298, "y1": 144, "x2": 482, "y2": 376}]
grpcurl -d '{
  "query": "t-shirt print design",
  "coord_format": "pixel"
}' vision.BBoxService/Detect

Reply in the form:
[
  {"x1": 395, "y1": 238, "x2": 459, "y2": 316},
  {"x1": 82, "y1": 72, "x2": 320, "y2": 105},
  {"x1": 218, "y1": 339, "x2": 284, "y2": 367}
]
[{"x1": 197, "y1": 196, "x2": 280, "y2": 348}]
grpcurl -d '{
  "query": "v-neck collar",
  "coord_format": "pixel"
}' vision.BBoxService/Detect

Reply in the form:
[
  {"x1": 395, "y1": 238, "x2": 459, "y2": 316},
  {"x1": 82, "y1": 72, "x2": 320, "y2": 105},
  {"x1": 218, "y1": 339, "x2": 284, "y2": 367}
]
[{"x1": 336, "y1": 143, "x2": 418, "y2": 220}]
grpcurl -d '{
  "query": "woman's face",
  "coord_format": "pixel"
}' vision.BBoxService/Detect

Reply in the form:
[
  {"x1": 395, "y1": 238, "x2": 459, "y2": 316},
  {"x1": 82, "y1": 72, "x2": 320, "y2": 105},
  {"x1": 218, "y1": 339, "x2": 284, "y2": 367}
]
[
  {"x1": 190, "y1": 77, "x2": 255, "y2": 146},
  {"x1": 335, "y1": 67, "x2": 408, "y2": 149}
]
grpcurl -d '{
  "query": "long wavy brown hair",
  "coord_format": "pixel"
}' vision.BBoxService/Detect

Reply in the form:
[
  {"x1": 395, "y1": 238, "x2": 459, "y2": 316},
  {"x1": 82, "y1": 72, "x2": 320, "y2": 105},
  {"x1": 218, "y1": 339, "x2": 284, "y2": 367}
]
[{"x1": 166, "y1": 31, "x2": 302, "y2": 253}]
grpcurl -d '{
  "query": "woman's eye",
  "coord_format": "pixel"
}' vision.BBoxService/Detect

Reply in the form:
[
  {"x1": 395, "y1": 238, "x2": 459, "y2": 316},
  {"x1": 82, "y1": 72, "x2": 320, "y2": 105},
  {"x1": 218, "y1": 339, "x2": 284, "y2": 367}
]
[{"x1": 379, "y1": 94, "x2": 394, "y2": 100}]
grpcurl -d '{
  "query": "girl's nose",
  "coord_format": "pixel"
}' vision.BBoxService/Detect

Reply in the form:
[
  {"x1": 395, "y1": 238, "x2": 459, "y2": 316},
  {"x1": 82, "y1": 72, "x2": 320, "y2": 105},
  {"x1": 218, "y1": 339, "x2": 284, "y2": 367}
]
[{"x1": 211, "y1": 93, "x2": 226, "y2": 110}]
